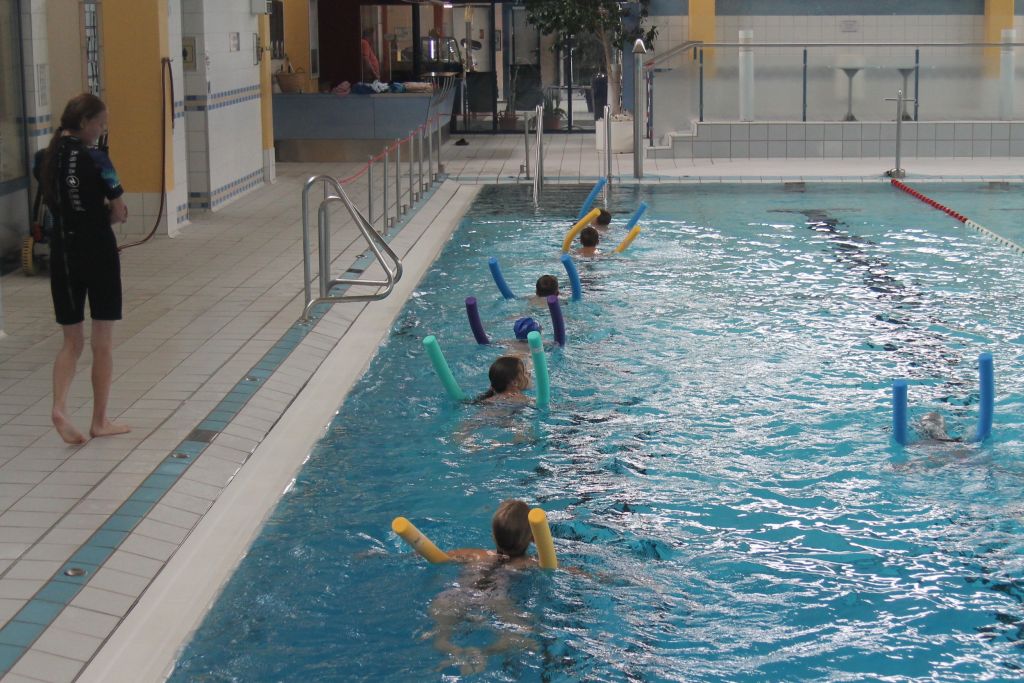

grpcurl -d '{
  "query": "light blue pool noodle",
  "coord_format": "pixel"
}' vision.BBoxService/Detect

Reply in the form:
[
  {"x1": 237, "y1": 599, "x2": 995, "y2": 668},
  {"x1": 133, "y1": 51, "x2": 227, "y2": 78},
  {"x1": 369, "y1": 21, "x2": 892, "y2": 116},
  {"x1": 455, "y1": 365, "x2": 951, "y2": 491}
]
[
  {"x1": 560, "y1": 254, "x2": 582, "y2": 300},
  {"x1": 488, "y1": 257, "x2": 516, "y2": 300},
  {"x1": 528, "y1": 330, "x2": 550, "y2": 409},
  {"x1": 624, "y1": 202, "x2": 648, "y2": 232},
  {"x1": 576, "y1": 178, "x2": 607, "y2": 220},
  {"x1": 423, "y1": 336, "x2": 466, "y2": 401},
  {"x1": 892, "y1": 380, "x2": 908, "y2": 446},
  {"x1": 972, "y1": 352, "x2": 994, "y2": 443}
]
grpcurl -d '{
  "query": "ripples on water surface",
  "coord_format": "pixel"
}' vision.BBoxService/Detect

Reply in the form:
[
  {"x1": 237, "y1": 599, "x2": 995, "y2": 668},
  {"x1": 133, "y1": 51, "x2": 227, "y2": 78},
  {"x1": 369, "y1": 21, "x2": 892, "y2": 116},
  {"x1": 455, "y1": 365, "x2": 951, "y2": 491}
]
[{"x1": 173, "y1": 184, "x2": 1024, "y2": 682}]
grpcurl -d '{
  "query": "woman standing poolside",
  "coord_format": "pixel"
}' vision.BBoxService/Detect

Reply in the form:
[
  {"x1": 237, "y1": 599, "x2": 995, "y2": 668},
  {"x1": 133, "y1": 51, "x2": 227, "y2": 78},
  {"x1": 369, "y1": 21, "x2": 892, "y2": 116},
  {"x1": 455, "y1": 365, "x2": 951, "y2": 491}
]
[{"x1": 41, "y1": 93, "x2": 130, "y2": 444}]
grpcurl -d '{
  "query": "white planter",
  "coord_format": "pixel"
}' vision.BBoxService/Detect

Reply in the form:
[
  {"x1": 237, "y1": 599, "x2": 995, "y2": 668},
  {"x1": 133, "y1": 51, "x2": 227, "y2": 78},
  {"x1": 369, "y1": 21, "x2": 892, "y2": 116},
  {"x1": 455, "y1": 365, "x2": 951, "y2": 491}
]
[{"x1": 595, "y1": 117, "x2": 633, "y2": 153}]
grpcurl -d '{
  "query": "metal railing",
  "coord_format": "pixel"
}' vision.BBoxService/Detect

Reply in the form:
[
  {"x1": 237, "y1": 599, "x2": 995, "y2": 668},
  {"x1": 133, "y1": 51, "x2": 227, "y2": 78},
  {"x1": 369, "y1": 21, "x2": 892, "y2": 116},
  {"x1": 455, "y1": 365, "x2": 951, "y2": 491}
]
[
  {"x1": 300, "y1": 175, "x2": 403, "y2": 320},
  {"x1": 298, "y1": 77, "x2": 455, "y2": 319},
  {"x1": 646, "y1": 38, "x2": 1023, "y2": 133}
]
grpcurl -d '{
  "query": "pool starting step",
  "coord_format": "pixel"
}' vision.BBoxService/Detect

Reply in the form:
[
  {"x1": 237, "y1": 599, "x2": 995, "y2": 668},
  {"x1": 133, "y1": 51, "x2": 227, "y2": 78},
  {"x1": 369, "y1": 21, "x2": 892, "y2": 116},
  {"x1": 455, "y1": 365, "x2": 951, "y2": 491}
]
[{"x1": 890, "y1": 179, "x2": 1024, "y2": 255}]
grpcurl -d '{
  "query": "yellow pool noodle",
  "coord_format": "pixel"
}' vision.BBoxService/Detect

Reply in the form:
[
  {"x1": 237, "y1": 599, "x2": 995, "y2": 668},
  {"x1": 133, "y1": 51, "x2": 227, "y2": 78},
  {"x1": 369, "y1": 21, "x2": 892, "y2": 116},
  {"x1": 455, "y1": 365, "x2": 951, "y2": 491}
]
[
  {"x1": 528, "y1": 508, "x2": 558, "y2": 569},
  {"x1": 392, "y1": 517, "x2": 451, "y2": 563},
  {"x1": 614, "y1": 226, "x2": 641, "y2": 253},
  {"x1": 562, "y1": 208, "x2": 602, "y2": 253}
]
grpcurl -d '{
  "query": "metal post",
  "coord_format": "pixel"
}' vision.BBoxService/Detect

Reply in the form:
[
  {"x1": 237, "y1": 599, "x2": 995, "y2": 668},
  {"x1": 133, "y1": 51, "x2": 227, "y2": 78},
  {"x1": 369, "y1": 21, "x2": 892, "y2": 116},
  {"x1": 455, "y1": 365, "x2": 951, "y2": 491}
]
[
  {"x1": 523, "y1": 111, "x2": 531, "y2": 179},
  {"x1": 318, "y1": 203, "x2": 331, "y2": 299},
  {"x1": 802, "y1": 48, "x2": 808, "y2": 122},
  {"x1": 699, "y1": 48, "x2": 704, "y2": 122},
  {"x1": 1000, "y1": 28, "x2": 1016, "y2": 120},
  {"x1": 646, "y1": 69, "x2": 654, "y2": 145},
  {"x1": 426, "y1": 117, "x2": 434, "y2": 184},
  {"x1": 395, "y1": 138, "x2": 404, "y2": 216},
  {"x1": 383, "y1": 146, "x2": 390, "y2": 229},
  {"x1": 418, "y1": 126, "x2": 425, "y2": 192},
  {"x1": 604, "y1": 104, "x2": 612, "y2": 186},
  {"x1": 633, "y1": 39, "x2": 646, "y2": 179},
  {"x1": 536, "y1": 105, "x2": 544, "y2": 192},
  {"x1": 884, "y1": 88, "x2": 912, "y2": 179},
  {"x1": 738, "y1": 30, "x2": 754, "y2": 122},
  {"x1": 894, "y1": 89, "x2": 903, "y2": 175},
  {"x1": 913, "y1": 49, "x2": 920, "y2": 121},
  {"x1": 408, "y1": 132, "x2": 416, "y2": 204},
  {"x1": 436, "y1": 119, "x2": 444, "y2": 176},
  {"x1": 367, "y1": 156, "x2": 374, "y2": 230}
]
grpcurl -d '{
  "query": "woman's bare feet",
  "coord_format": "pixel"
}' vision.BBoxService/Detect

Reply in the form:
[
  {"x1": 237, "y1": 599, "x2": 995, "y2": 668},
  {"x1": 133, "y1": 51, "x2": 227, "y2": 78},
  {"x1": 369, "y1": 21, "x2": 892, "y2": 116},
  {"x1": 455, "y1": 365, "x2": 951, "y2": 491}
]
[
  {"x1": 53, "y1": 410, "x2": 88, "y2": 445},
  {"x1": 89, "y1": 419, "x2": 131, "y2": 438}
]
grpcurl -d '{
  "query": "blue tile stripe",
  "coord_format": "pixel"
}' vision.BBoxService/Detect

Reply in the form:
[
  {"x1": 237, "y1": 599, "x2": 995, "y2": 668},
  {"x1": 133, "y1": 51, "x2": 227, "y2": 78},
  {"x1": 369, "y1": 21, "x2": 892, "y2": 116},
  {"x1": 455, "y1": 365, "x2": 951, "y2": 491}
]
[
  {"x1": 189, "y1": 169, "x2": 264, "y2": 210},
  {"x1": 0, "y1": 176, "x2": 29, "y2": 197},
  {"x1": 0, "y1": 172, "x2": 446, "y2": 676},
  {"x1": 176, "y1": 202, "x2": 189, "y2": 225},
  {"x1": 185, "y1": 85, "x2": 261, "y2": 112}
]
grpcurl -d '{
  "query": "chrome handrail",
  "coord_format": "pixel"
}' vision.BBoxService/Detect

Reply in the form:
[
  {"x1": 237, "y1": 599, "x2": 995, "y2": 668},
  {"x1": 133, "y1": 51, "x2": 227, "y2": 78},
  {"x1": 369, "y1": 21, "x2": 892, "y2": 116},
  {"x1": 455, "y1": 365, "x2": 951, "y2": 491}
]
[
  {"x1": 300, "y1": 174, "x2": 403, "y2": 320},
  {"x1": 645, "y1": 40, "x2": 703, "y2": 70}
]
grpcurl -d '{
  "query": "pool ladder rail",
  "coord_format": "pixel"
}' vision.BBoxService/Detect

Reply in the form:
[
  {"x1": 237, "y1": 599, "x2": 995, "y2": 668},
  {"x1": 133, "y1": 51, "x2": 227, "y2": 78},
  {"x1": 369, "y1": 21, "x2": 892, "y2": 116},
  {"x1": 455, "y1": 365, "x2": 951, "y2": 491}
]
[{"x1": 300, "y1": 175, "x2": 403, "y2": 320}]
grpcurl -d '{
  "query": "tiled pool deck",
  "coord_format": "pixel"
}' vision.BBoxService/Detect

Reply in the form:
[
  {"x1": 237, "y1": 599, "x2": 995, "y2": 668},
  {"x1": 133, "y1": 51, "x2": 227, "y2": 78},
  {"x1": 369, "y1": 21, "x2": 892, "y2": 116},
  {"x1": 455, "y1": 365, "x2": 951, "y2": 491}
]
[{"x1": 0, "y1": 135, "x2": 1022, "y2": 682}]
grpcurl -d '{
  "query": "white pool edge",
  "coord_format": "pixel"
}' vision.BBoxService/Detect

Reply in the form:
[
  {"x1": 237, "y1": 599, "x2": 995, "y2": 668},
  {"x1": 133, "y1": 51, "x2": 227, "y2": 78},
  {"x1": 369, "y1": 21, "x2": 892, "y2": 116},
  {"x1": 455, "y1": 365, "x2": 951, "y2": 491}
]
[{"x1": 77, "y1": 182, "x2": 481, "y2": 683}]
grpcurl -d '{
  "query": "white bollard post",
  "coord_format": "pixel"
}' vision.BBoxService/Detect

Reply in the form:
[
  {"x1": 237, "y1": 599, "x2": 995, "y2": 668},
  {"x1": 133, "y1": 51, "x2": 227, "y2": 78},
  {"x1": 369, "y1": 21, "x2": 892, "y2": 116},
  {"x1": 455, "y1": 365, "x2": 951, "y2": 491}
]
[
  {"x1": 739, "y1": 30, "x2": 755, "y2": 122},
  {"x1": 1000, "y1": 29, "x2": 1016, "y2": 121}
]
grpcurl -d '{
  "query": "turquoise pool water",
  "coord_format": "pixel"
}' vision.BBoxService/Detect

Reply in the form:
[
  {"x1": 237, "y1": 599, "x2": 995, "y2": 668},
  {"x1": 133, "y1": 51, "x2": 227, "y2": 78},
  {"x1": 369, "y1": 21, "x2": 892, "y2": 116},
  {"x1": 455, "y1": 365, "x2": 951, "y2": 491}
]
[{"x1": 171, "y1": 183, "x2": 1024, "y2": 682}]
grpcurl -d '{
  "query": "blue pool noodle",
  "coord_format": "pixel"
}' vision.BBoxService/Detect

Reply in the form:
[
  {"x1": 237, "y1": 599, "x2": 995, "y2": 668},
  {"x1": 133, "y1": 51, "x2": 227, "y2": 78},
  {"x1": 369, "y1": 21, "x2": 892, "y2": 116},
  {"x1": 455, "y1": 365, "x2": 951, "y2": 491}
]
[
  {"x1": 972, "y1": 352, "x2": 994, "y2": 443},
  {"x1": 560, "y1": 254, "x2": 582, "y2": 300},
  {"x1": 576, "y1": 178, "x2": 607, "y2": 220},
  {"x1": 488, "y1": 257, "x2": 516, "y2": 300},
  {"x1": 892, "y1": 380, "x2": 908, "y2": 446},
  {"x1": 547, "y1": 295, "x2": 566, "y2": 347},
  {"x1": 624, "y1": 202, "x2": 649, "y2": 232},
  {"x1": 465, "y1": 297, "x2": 489, "y2": 344}
]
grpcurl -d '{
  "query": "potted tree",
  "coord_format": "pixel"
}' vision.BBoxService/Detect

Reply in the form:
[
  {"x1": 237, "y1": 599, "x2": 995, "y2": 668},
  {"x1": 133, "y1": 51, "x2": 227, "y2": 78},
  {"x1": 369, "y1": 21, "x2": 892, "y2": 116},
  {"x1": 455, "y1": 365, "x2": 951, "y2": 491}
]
[
  {"x1": 498, "y1": 64, "x2": 520, "y2": 130},
  {"x1": 542, "y1": 92, "x2": 566, "y2": 130},
  {"x1": 524, "y1": 0, "x2": 655, "y2": 150}
]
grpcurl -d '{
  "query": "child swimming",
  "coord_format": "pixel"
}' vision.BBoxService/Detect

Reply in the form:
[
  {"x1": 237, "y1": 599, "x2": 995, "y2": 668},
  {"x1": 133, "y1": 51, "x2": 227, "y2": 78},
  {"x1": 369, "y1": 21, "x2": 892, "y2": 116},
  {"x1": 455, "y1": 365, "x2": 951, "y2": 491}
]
[
  {"x1": 528, "y1": 274, "x2": 559, "y2": 305},
  {"x1": 576, "y1": 226, "x2": 600, "y2": 257},
  {"x1": 428, "y1": 500, "x2": 542, "y2": 674},
  {"x1": 476, "y1": 356, "x2": 531, "y2": 403}
]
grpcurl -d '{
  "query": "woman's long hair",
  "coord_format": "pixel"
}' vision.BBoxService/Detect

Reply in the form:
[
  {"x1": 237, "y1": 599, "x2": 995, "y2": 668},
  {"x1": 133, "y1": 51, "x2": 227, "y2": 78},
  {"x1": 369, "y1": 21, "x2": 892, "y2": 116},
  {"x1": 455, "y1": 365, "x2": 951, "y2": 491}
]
[{"x1": 41, "y1": 93, "x2": 107, "y2": 209}]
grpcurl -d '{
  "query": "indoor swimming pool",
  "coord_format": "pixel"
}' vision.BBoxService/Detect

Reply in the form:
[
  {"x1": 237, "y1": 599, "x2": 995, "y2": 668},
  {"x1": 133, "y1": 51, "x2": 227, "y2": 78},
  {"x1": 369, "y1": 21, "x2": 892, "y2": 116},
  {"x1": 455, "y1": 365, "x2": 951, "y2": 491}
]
[{"x1": 171, "y1": 182, "x2": 1024, "y2": 681}]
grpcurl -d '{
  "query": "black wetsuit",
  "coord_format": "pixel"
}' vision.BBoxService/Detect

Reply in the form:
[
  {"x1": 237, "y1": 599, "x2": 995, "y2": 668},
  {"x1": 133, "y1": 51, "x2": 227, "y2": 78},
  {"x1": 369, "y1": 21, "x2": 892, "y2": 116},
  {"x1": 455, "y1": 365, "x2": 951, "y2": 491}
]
[{"x1": 47, "y1": 136, "x2": 124, "y2": 325}]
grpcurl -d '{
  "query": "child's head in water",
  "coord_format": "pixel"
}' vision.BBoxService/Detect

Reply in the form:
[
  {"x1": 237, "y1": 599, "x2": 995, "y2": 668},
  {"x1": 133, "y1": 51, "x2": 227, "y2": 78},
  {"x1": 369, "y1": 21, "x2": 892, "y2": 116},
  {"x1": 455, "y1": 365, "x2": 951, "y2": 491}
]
[
  {"x1": 535, "y1": 275, "x2": 559, "y2": 297},
  {"x1": 478, "y1": 356, "x2": 530, "y2": 401},
  {"x1": 492, "y1": 499, "x2": 532, "y2": 557},
  {"x1": 594, "y1": 209, "x2": 612, "y2": 228},
  {"x1": 579, "y1": 226, "x2": 600, "y2": 248},
  {"x1": 513, "y1": 317, "x2": 542, "y2": 341}
]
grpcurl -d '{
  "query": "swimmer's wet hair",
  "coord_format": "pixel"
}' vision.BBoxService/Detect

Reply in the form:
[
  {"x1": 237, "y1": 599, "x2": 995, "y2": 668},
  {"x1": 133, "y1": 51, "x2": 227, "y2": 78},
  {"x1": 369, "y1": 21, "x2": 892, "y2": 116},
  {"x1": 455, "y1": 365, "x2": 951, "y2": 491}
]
[
  {"x1": 492, "y1": 499, "x2": 532, "y2": 557},
  {"x1": 476, "y1": 356, "x2": 527, "y2": 402},
  {"x1": 536, "y1": 275, "x2": 559, "y2": 296},
  {"x1": 580, "y1": 226, "x2": 600, "y2": 248},
  {"x1": 595, "y1": 209, "x2": 612, "y2": 226}
]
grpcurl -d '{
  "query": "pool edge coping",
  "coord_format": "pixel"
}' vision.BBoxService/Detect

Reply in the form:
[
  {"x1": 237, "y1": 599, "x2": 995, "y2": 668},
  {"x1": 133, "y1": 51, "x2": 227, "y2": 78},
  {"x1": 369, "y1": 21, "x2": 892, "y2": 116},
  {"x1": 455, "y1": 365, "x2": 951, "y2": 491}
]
[{"x1": 75, "y1": 181, "x2": 482, "y2": 683}]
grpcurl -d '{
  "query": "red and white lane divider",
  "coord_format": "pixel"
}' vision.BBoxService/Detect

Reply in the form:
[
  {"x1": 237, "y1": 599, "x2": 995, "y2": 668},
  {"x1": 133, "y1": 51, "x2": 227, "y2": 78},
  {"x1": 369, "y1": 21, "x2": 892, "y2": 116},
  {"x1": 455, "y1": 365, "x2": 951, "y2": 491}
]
[{"x1": 890, "y1": 179, "x2": 1024, "y2": 255}]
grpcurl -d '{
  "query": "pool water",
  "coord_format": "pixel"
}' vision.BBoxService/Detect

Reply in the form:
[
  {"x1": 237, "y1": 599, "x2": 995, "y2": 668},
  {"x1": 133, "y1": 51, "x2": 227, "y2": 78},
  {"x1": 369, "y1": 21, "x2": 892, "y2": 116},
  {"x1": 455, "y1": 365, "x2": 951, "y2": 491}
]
[{"x1": 171, "y1": 183, "x2": 1024, "y2": 682}]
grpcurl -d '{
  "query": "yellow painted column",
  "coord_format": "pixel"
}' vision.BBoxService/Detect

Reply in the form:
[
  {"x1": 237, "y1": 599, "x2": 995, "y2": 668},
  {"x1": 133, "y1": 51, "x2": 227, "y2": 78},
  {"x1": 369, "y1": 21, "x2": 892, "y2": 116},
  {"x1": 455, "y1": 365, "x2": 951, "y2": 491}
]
[
  {"x1": 689, "y1": 0, "x2": 716, "y2": 62},
  {"x1": 100, "y1": 0, "x2": 173, "y2": 192},
  {"x1": 984, "y1": 0, "x2": 1014, "y2": 75},
  {"x1": 283, "y1": 0, "x2": 313, "y2": 92},
  {"x1": 259, "y1": 14, "x2": 274, "y2": 152}
]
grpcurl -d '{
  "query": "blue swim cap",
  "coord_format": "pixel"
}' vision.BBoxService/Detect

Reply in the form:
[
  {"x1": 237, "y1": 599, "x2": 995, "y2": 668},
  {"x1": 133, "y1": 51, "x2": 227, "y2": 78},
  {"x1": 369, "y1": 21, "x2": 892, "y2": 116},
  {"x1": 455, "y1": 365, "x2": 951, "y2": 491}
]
[{"x1": 513, "y1": 317, "x2": 542, "y2": 340}]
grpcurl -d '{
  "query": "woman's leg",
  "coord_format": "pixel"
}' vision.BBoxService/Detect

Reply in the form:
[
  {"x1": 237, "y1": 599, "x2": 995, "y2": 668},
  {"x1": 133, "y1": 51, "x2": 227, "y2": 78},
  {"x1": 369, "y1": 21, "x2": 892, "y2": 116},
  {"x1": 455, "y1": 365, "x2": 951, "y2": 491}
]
[
  {"x1": 52, "y1": 323, "x2": 87, "y2": 444},
  {"x1": 89, "y1": 319, "x2": 130, "y2": 437}
]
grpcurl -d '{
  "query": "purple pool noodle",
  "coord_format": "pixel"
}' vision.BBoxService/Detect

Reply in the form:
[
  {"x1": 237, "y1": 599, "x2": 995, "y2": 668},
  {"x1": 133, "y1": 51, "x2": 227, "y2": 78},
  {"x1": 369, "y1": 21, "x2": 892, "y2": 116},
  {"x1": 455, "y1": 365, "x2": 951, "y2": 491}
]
[
  {"x1": 465, "y1": 297, "x2": 489, "y2": 344},
  {"x1": 547, "y1": 295, "x2": 566, "y2": 347}
]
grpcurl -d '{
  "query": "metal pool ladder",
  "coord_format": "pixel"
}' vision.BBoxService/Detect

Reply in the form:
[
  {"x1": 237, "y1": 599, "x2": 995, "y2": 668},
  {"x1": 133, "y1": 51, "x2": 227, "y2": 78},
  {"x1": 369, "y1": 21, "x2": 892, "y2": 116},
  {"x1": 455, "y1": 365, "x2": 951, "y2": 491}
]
[{"x1": 300, "y1": 174, "x2": 403, "y2": 320}]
